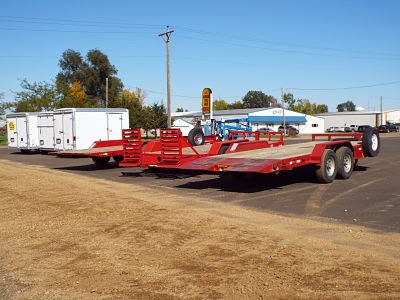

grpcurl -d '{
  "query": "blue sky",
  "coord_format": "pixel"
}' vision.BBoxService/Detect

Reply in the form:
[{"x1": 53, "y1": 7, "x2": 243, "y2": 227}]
[{"x1": 1, "y1": 0, "x2": 399, "y2": 112}]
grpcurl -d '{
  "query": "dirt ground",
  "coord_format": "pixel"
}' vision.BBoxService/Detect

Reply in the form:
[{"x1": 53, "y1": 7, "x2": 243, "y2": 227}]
[{"x1": 1, "y1": 160, "x2": 400, "y2": 299}]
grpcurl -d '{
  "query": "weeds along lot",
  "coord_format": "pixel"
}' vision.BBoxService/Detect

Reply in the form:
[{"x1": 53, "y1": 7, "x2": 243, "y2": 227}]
[{"x1": 0, "y1": 133, "x2": 7, "y2": 146}]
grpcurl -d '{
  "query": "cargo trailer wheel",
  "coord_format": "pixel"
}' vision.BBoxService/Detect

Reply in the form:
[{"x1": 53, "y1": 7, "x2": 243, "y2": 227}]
[
  {"x1": 336, "y1": 147, "x2": 354, "y2": 179},
  {"x1": 92, "y1": 156, "x2": 111, "y2": 165},
  {"x1": 188, "y1": 128, "x2": 205, "y2": 146},
  {"x1": 113, "y1": 155, "x2": 124, "y2": 163},
  {"x1": 362, "y1": 127, "x2": 380, "y2": 157},
  {"x1": 316, "y1": 149, "x2": 337, "y2": 183}
]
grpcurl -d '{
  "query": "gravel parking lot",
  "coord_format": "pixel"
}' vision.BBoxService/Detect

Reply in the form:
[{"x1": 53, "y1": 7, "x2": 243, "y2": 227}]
[
  {"x1": 0, "y1": 134, "x2": 399, "y2": 299},
  {"x1": 1, "y1": 133, "x2": 399, "y2": 232}
]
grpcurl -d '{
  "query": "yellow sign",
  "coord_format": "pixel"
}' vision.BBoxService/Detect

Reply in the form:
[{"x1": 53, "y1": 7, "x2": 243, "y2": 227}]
[
  {"x1": 9, "y1": 121, "x2": 15, "y2": 131},
  {"x1": 202, "y1": 88, "x2": 212, "y2": 114}
]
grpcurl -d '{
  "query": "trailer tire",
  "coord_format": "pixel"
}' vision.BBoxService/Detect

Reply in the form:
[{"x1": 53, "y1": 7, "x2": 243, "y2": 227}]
[
  {"x1": 113, "y1": 155, "x2": 124, "y2": 163},
  {"x1": 316, "y1": 149, "x2": 337, "y2": 183},
  {"x1": 336, "y1": 147, "x2": 354, "y2": 179},
  {"x1": 362, "y1": 127, "x2": 380, "y2": 157},
  {"x1": 218, "y1": 144, "x2": 229, "y2": 155},
  {"x1": 20, "y1": 149, "x2": 32, "y2": 154},
  {"x1": 188, "y1": 128, "x2": 205, "y2": 146},
  {"x1": 92, "y1": 156, "x2": 111, "y2": 165}
]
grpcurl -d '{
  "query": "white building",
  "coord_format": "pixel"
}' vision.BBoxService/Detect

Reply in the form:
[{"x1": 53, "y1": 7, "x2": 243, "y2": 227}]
[
  {"x1": 248, "y1": 108, "x2": 324, "y2": 134},
  {"x1": 172, "y1": 107, "x2": 325, "y2": 134},
  {"x1": 316, "y1": 111, "x2": 382, "y2": 131},
  {"x1": 384, "y1": 110, "x2": 400, "y2": 124},
  {"x1": 171, "y1": 118, "x2": 194, "y2": 136}
]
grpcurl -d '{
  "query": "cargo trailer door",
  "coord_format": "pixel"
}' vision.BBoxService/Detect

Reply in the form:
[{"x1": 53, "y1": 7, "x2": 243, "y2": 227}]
[
  {"x1": 107, "y1": 113, "x2": 124, "y2": 140},
  {"x1": 54, "y1": 112, "x2": 74, "y2": 150},
  {"x1": 7, "y1": 116, "x2": 19, "y2": 148},
  {"x1": 38, "y1": 114, "x2": 55, "y2": 150},
  {"x1": 16, "y1": 116, "x2": 29, "y2": 148}
]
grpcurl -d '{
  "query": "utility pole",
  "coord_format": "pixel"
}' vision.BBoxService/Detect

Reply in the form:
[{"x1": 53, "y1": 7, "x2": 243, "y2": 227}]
[
  {"x1": 281, "y1": 88, "x2": 286, "y2": 136},
  {"x1": 105, "y1": 77, "x2": 109, "y2": 108},
  {"x1": 380, "y1": 96, "x2": 383, "y2": 125},
  {"x1": 159, "y1": 26, "x2": 174, "y2": 128}
]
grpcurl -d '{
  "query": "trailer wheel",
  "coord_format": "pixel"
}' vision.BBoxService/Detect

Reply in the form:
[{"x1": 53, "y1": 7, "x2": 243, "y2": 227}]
[
  {"x1": 20, "y1": 149, "x2": 32, "y2": 154},
  {"x1": 217, "y1": 144, "x2": 229, "y2": 155},
  {"x1": 113, "y1": 155, "x2": 124, "y2": 163},
  {"x1": 362, "y1": 127, "x2": 380, "y2": 157},
  {"x1": 188, "y1": 128, "x2": 205, "y2": 146},
  {"x1": 92, "y1": 156, "x2": 111, "y2": 165},
  {"x1": 316, "y1": 149, "x2": 337, "y2": 183},
  {"x1": 336, "y1": 147, "x2": 354, "y2": 179}
]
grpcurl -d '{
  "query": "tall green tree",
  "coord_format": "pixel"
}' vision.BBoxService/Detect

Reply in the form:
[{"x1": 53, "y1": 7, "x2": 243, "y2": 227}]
[
  {"x1": 242, "y1": 91, "x2": 277, "y2": 108},
  {"x1": 56, "y1": 49, "x2": 123, "y2": 107},
  {"x1": 150, "y1": 102, "x2": 168, "y2": 129},
  {"x1": 10, "y1": 79, "x2": 59, "y2": 112},
  {"x1": 227, "y1": 100, "x2": 243, "y2": 109},
  {"x1": 336, "y1": 100, "x2": 356, "y2": 112},
  {"x1": 293, "y1": 99, "x2": 328, "y2": 114},
  {"x1": 213, "y1": 99, "x2": 229, "y2": 110},
  {"x1": 0, "y1": 92, "x2": 8, "y2": 115},
  {"x1": 283, "y1": 93, "x2": 295, "y2": 110}
]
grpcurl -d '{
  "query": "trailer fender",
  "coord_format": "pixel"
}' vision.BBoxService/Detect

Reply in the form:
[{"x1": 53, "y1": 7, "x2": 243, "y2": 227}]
[{"x1": 362, "y1": 127, "x2": 380, "y2": 157}]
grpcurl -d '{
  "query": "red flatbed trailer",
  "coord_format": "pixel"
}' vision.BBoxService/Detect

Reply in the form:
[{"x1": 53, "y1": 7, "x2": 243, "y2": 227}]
[
  {"x1": 130, "y1": 127, "x2": 380, "y2": 184},
  {"x1": 51, "y1": 139, "x2": 125, "y2": 165}
]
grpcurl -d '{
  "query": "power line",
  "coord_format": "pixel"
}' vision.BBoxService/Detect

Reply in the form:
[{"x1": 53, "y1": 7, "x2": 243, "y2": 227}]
[
  {"x1": 2, "y1": 15, "x2": 400, "y2": 60},
  {"x1": 140, "y1": 88, "x2": 243, "y2": 100},
  {"x1": 286, "y1": 80, "x2": 400, "y2": 91},
  {"x1": 177, "y1": 35, "x2": 400, "y2": 61},
  {"x1": 0, "y1": 27, "x2": 160, "y2": 35},
  {"x1": 0, "y1": 15, "x2": 165, "y2": 29},
  {"x1": 175, "y1": 26, "x2": 400, "y2": 59}
]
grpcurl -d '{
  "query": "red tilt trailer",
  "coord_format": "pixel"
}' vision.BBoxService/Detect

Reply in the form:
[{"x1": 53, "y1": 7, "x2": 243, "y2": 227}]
[{"x1": 120, "y1": 127, "x2": 380, "y2": 184}]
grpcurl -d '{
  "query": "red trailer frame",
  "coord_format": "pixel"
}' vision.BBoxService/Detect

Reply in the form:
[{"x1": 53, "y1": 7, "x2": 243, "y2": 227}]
[
  {"x1": 50, "y1": 139, "x2": 125, "y2": 165},
  {"x1": 126, "y1": 127, "x2": 380, "y2": 184},
  {"x1": 51, "y1": 127, "x2": 380, "y2": 184},
  {"x1": 120, "y1": 128, "x2": 285, "y2": 168}
]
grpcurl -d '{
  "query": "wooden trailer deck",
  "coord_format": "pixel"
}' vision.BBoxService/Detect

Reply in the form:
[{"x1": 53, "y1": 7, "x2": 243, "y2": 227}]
[
  {"x1": 174, "y1": 140, "x2": 361, "y2": 173},
  {"x1": 52, "y1": 146, "x2": 123, "y2": 157},
  {"x1": 219, "y1": 140, "x2": 356, "y2": 160}
]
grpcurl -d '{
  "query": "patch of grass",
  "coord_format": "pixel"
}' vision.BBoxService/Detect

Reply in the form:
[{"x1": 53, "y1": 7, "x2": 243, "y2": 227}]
[{"x1": 0, "y1": 134, "x2": 7, "y2": 146}]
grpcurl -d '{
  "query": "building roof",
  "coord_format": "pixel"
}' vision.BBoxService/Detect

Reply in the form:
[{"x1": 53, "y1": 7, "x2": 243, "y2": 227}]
[
  {"x1": 249, "y1": 116, "x2": 307, "y2": 123},
  {"x1": 54, "y1": 108, "x2": 128, "y2": 113},
  {"x1": 172, "y1": 107, "x2": 273, "y2": 118},
  {"x1": 316, "y1": 110, "x2": 381, "y2": 117}
]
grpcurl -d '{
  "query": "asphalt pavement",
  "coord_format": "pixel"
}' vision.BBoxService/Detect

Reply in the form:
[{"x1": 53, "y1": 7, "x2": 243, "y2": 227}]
[{"x1": 1, "y1": 134, "x2": 399, "y2": 233}]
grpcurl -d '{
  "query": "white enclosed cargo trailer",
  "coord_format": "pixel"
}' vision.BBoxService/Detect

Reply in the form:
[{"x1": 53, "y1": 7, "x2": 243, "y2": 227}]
[
  {"x1": 6, "y1": 112, "x2": 40, "y2": 152},
  {"x1": 37, "y1": 111, "x2": 55, "y2": 151},
  {"x1": 53, "y1": 108, "x2": 129, "y2": 151}
]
